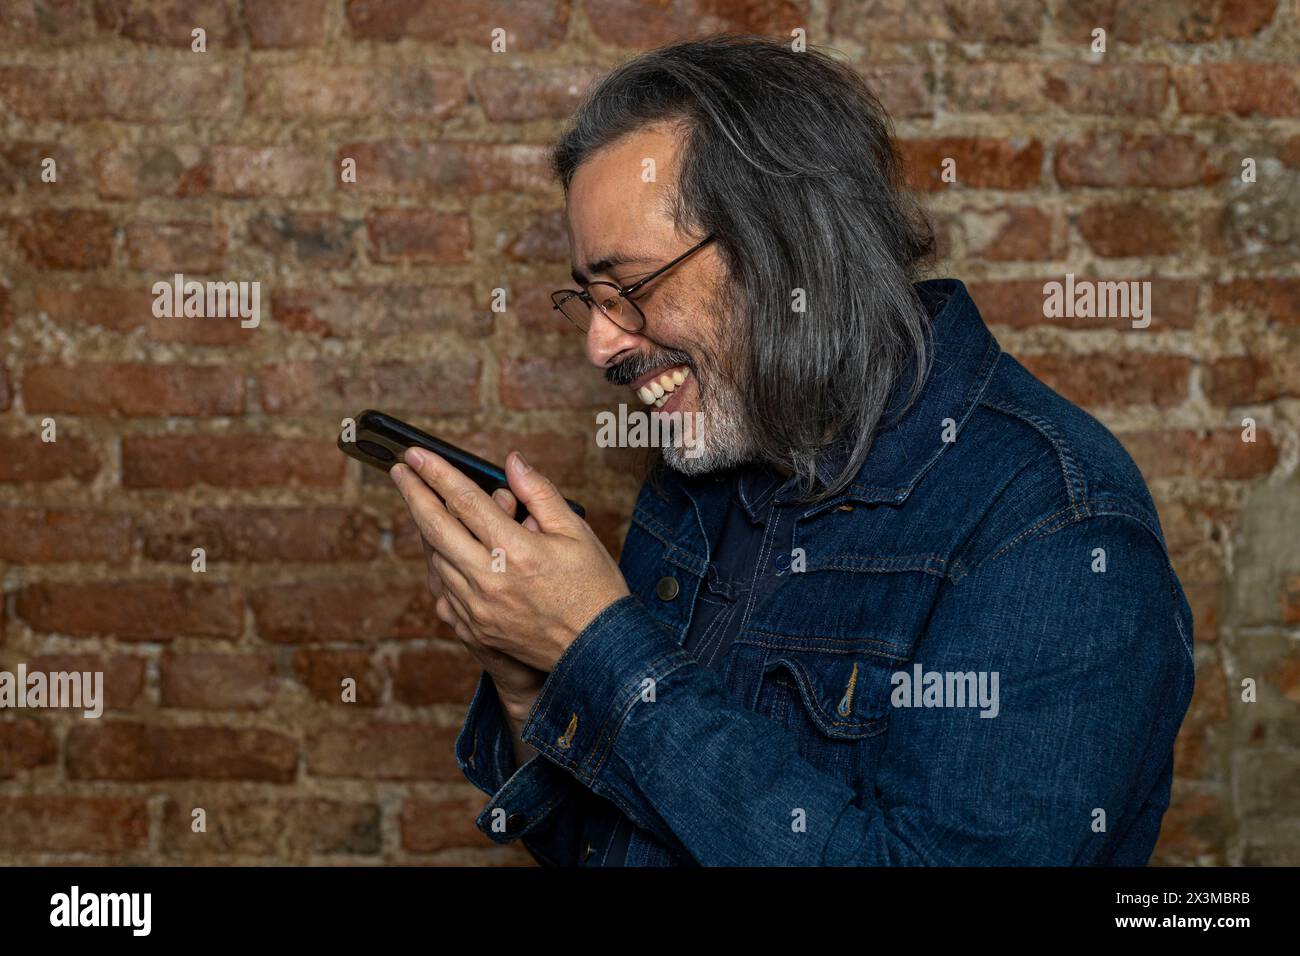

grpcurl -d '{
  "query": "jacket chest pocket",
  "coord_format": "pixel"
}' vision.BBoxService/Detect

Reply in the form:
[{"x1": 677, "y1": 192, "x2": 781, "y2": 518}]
[{"x1": 752, "y1": 642, "x2": 904, "y2": 786}]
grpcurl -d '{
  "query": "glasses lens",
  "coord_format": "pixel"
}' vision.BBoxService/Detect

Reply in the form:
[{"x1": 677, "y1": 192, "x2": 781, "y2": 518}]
[{"x1": 552, "y1": 283, "x2": 642, "y2": 332}]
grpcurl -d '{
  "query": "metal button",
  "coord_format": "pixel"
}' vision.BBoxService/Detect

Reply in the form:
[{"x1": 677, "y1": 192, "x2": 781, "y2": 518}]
[
  {"x1": 582, "y1": 839, "x2": 595, "y2": 862},
  {"x1": 837, "y1": 504, "x2": 854, "y2": 512},
  {"x1": 656, "y1": 576, "x2": 679, "y2": 600},
  {"x1": 505, "y1": 812, "x2": 527, "y2": 832}
]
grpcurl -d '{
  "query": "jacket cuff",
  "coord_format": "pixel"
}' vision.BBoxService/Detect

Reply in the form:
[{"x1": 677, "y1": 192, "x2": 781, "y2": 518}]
[
  {"x1": 454, "y1": 670, "x2": 577, "y2": 844},
  {"x1": 519, "y1": 594, "x2": 693, "y2": 791}
]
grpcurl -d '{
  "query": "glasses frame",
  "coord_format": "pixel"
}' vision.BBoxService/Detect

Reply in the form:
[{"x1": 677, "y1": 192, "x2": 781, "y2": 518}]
[{"x1": 551, "y1": 233, "x2": 716, "y2": 333}]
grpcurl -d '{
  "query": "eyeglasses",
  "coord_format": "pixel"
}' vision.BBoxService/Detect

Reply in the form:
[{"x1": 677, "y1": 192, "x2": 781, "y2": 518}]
[{"x1": 551, "y1": 234, "x2": 715, "y2": 334}]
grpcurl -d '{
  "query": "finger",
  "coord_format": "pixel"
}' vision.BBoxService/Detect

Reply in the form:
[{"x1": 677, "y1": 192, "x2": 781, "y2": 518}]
[
  {"x1": 504, "y1": 451, "x2": 574, "y2": 532},
  {"x1": 429, "y1": 546, "x2": 477, "y2": 600},
  {"x1": 390, "y1": 461, "x2": 487, "y2": 571},
  {"x1": 491, "y1": 487, "x2": 518, "y2": 517},
  {"x1": 522, "y1": 515, "x2": 540, "y2": 533},
  {"x1": 402, "y1": 448, "x2": 522, "y2": 549}
]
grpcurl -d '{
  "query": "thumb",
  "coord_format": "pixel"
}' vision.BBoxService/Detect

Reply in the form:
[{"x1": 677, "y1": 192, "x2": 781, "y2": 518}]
[{"x1": 505, "y1": 451, "x2": 572, "y2": 531}]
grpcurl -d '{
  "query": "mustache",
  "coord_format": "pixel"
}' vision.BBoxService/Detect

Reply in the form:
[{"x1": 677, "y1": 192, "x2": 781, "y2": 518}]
[{"x1": 605, "y1": 346, "x2": 695, "y2": 387}]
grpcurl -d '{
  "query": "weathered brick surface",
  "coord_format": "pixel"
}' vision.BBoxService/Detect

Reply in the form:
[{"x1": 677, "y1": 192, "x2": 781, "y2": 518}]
[{"x1": 1, "y1": 0, "x2": 1294, "y2": 868}]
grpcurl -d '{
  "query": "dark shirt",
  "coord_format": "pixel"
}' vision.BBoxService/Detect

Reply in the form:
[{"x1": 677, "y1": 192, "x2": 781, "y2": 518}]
[{"x1": 599, "y1": 461, "x2": 801, "y2": 865}]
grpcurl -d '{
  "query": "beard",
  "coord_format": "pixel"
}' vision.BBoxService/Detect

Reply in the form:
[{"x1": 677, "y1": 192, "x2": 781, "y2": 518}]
[{"x1": 605, "y1": 284, "x2": 758, "y2": 475}]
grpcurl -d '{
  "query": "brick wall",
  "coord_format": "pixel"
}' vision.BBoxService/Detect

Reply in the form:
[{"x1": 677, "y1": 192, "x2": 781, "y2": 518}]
[{"x1": 0, "y1": 0, "x2": 1296, "y2": 865}]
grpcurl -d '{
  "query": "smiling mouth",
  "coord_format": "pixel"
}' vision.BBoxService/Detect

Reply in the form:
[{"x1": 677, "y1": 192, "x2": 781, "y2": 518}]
[{"x1": 631, "y1": 365, "x2": 690, "y2": 408}]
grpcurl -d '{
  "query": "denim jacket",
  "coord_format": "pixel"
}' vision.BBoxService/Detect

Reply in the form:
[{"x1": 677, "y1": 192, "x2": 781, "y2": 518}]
[{"x1": 454, "y1": 278, "x2": 1195, "y2": 866}]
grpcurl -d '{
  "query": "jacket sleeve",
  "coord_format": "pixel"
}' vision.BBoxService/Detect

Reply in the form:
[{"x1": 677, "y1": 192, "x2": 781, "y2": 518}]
[
  {"x1": 454, "y1": 670, "x2": 597, "y2": 865},
  {"x1": 515, "y1": 512, "x2": 1196, "y2": 865}
]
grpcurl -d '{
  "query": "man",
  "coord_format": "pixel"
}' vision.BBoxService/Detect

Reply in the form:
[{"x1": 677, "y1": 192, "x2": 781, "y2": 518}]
[{"x1": 388, "y1": 36, "x2": 1195, "y2": 865}]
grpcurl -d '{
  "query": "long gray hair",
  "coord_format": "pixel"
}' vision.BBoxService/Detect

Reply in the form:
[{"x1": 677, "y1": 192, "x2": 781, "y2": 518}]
[{"x1": 553, "y1": 35, "x2": 936, "y2": 501}]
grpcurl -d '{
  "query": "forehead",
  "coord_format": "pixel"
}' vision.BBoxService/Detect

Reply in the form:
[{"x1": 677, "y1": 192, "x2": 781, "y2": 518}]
[{"x1": 566, "y1": 124, "x2": 683, "y2": 271}]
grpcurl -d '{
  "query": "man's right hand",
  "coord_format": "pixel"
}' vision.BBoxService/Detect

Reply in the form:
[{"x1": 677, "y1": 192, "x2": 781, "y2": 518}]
[{"x1": 422, "y1": 486, "x2": 542, "y2": 766}]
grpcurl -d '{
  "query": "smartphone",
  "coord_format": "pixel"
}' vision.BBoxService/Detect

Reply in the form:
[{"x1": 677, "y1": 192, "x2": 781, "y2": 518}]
[{"x1": 338, "y1": 409, "x2": 585, "y2": 522}]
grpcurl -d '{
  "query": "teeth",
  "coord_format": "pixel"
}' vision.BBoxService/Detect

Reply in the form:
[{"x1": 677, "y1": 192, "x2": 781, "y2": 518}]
[{"x1": 633, "y1": 365, "x2": 690, "y2": 406}]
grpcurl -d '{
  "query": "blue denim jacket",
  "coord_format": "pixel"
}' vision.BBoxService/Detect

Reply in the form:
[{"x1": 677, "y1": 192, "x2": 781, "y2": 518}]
[{"x1": 455, "y1": 278, "x2": 1195, "y2": 866}]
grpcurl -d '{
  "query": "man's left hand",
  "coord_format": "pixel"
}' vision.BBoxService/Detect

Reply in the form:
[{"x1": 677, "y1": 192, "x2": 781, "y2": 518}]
[{"x1": 390, "y1": 447, "x2": 630, "y2": 674}]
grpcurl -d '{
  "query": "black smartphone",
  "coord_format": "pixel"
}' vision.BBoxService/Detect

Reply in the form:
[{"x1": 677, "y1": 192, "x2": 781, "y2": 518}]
[{"x1": 338, "y1": 409, "x2": 586, "y2": 521}]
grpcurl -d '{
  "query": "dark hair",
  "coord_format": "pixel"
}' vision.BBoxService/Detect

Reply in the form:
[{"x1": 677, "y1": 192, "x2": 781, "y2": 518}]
[{"x1": 553, "y1": 35, "x2": 936, "y2": 501}]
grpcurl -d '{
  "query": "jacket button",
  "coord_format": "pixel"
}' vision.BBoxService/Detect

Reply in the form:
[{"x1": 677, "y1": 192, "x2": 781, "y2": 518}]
[
  {"x1": 582, "y1": 838, "x2": 595, "y2": 862},
  {"x1": 505, "y1": 812, "x2": 527, "y2": 833},
  {"x1": 656, "y1": 576, "x2": 679, "y2": 600}
]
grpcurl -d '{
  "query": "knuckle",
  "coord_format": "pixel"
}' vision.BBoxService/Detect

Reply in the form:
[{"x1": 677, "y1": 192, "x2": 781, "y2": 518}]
[{"x1": 450, "y1": 488, "x2": 479, "y2": 520}]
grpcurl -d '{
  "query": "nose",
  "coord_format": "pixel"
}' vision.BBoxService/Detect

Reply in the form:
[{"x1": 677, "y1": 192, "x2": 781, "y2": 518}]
[{"x1": 585, "y1": 308, "x2": 645, "y2": 369}]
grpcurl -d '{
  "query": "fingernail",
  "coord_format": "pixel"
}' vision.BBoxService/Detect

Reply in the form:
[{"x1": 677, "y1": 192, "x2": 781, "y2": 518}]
[
  {"x1": 389, "y1": 464, "x2": 401, "y2": 484},
  {"x1": 512, "y1": 451, "x2": 531, "y2": 473},
  {"x1": 405, "y1": 448, "x2": 425, "y2": 467}
]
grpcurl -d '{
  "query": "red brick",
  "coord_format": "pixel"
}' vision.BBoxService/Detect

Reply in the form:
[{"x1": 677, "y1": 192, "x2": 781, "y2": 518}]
[
  {"x1": 341, "y1": 142, "x2": 552, "y2": 196},
  {"x1": 1077, "y1": 202, "x2": 1183, "y2": 257},
  {"x1": 472, "y1": 66, "x2": 601, "y2": 121},
  {"x1": 1174, "y1": 64, "x2": 1300, "y2": 117},
  {"x1": 247, "y1": 64, "x2": 466, "y2": 119},
  {"x1": 34, "y1": 286, "x2": 252, "y2": 345},
  {"x1": 1174, "y1": 660, "x2": 1227, "y2": 779},
  {"x1": 969, "y1": 278, "x2": 1197, "y2": 330},
  {"x1": 96, "y1": 144, "x2": 210, "y2": 200},
  {"x1": 257, "y1": 359, "x2": 481, "y2": 416},
  {"x1": 306, "y1": 722, "x2": 459, "y2": 780},
  {"x1": 401, "y1": 795, "x2": 495, "y2": 852},
  {"x1": 1021, "y1": 354, "x2": 1191, "y2": 408},
  {"x1": 24, "y1": 363, "x2": 243, "y2": 416},
  {"x1": 1055, "y1": 133, "x2": 1220, "y2": 188},
  {"x1": 0, "y1": 366, "x2": 10, "y2": 410},
  {"x1": 0, "y1": 722, "x2": 57, "y2": 778},
  {"x1": 0, "y1": 797, "x2": 150, "y2": 853},
  {"x1": 1051, "y1": 0, "x2": 1275, "y2": 43},
  {"x1": 1121, "y1": 429, "x2": 1279, "y2": 480},
  {"x1": 26, "y1": 653, "x2": 147, "y2": 710},
  {"x1": 1283, "y1": 575, "x2": 1300, "y2": 625},
  {"x1": 210, "y1": 145, "x2": 323, "y2": 197},
  {"x1": 588, "y1": 0, "x2": 805, "y2": 48},
  {"x1": 271, "y1": 285, "x2": 484, "y2": 338},
  {"x1": 161, "y1": 652, "x2": 279, "y2": 709},
  {"x1": 292, "y1": 649, "x2": 384, "y2": 706},
  {"x1": 142, "y1": 507, "x2": 381, "y2": 563},
  {"x1": 501, "y1": 209, "x2": 568, "y2": 262},
  {"x1": 0, "y1": 65, "x2": 238, "y2": 122},
  {"x1": 345, "y1": 0, "x2": 569, "y2": 49},
  {"x1": 899, "y1": 138, "x2": 1043, "y2": 191},
  {"x1": 245, "y1": 0, "x2": 327, "y2": 47},
  {"x1": 958, "y1": 206, "x2": 1063, "y2": 261},
  {"x1": 0, "y1": 508, "x2": 132, "y2": 562},
  {"x1": 9, "y1": 209, "x2": 113, "y2": 269},
  {"x1": 67, "y1": 723, "x2": 297, "y2": 781},
  {"x1": 251, "y1": 583, "x2": 444, "y2": 643},
  {"x1": 392, "y1": 646, "x2": 481, "y2": 705},
  {"x1": 0, "y1": 434, "x2": 102, "y2": 483},
  {"x1": 859, "y1": 64, "x2": 934, "y2": 118},
  {"x1": 93, "y1": 0, "x2": 238, "y2": 46},
  {"x1": 948, "y1": 63, "x2": 1167, "y2": 116},
  {"x1": 122, "y1": 435, "x2": 346, "y2": 489},
  {"x1": 0, "y1": 2, "x2": 97, "y2": 46},
  {"x1": 1209, "y1": 279, "x2": 1300, "y2": 328},
  {"x1": 1203, "y1": 355, "x2": 1300, "y2": 405},
  {"x1": 830, "y1": 0, "x2": 1043, "y2": 43},
  {"x1": 510, "y1": 280, "x2": 569, "y2": 331},
  {"x1": 248, "y1": 212, "x2": 360, "y2": 269},
  {"x1": 366, "y1": 209, "x2": 471, "y2": 264},
  {"x1": 0, "y1": 141, "x2": 81, "y2": 194},
  {"x1": 162, "y1": 798, "x2": 380, "y2": 855},
  {"x1": 499, "y1": 355, "x2": 621, "y2": 410},
  {"x1": 125, "y1": 218, "x2": 227, "y2": 272},
  {"x1": 15, "y1": 580, "x2": 243, "y2": 640}
]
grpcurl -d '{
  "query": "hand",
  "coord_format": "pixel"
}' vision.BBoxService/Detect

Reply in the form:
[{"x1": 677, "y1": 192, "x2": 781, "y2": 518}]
[
  {"x1": 390, "y1": 447, "x2": 630, "y2": 678},
  {"x1": 419, "y1": 486, "x2": 546, "y2": 718}
]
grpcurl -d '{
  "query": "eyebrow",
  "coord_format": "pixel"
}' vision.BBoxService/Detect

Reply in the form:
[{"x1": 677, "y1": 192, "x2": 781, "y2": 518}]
[{"x1": 571, "y1": 251, "x2": 655, "y2": 286}]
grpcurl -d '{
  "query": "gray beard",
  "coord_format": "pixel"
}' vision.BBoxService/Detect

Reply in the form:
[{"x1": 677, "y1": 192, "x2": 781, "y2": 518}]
[{"x1": 660, "y1": 373, "x2": 757, "y2": 475}]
